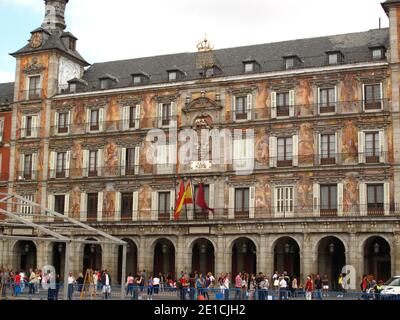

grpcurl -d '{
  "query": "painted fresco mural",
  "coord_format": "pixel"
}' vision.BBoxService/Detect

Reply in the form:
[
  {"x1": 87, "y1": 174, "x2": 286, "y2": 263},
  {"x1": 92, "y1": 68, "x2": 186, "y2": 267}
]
[
  {"x1": 297, "y1": 173, "x2": 313, "y2": 213},
  {"x1": 296, "y1": 79, "x2": 314, "y2": 117},
  {"x1": 342, "y1": 120, "x2": 358, "y2": 164},
  {"x1": 343, "y1": 173, "x2": 359, "y2": 214},
  {"x1": 254, "y1": 128, "x2": 269, "y2": 167},
  {"x1": 298, "y1": 123, "x2": 314, "y2": 166}
]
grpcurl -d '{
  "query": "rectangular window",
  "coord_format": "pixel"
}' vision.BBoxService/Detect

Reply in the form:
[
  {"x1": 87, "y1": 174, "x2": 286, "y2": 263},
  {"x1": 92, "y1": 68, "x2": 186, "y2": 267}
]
[
  {"x1": 69, "y1": 83, "x2": 76, "y2": 93},
  {"x1": 320, "y1": 185, "x2": 337, "y2": 216},
  {"x1": 129, "y1": 106, "x2": 136, "y2": 128},
  {"x1": 54, "y1": 195, "x2": 65, "y2": 215},
  {"x1": 277, "y1": 137, "x2": 293, "y2": 167},
  {"x1": 364, "y1": 84, "x2": 382, "y2": 110},
  {"x1": 56, "y1": 152, "x2": 66, "y2": 178},
  {"x1": 277, "y1": 92, "x2": 290, "y2": 117},
  {"x1": 133, "y1": 76, "x2": 141, "y2": 85},
  {"x1": 100, "y1": 79, "x2": 108, "y2": 90},
  {"x1": 365, "y1": 132, "x2": 380, "y2": 163},
  {"x1": 90, "y1": 110, "x2": 99, "y2": 131},
  {"x1": 194, "y1": 184, "x2": 210, "y2": 219},
  {"x1": 234, "y1": 188, "x2": 249, "y2": 218},
  {"x1": 23, "y1": 154, "x2": 32, "y2": 179},
  {"x1": 328, "y1": 53, "x2": 338, "y2": 65},
  {"x1": 58, "y1": 112, "x2": 68, "y2": 133},
  {"x1": 319, "y1": 88, "x2": 336, "y2": 113},
  {"x1": 161, "y1": 103, "x2": 171, "y2": 126},
  {"x1": 285, "y1": 58, "x2": 294, "y2": 70},
  {"x1": 87, "y1": 193, "x2": 98, "y2": 221},
  {"x1": 89, "y1": 151, "x2": 97, "y2": 176},
  {"x1": 244, "y1": 63, "x2": 253, "y2": 73},
  {"x1": 168, "y1": 72, "x2": 177, "y2": 81},
  {"x1": 0, "y1": 119, "x2": 4, "y2": 143},
  {"x1": 121, "y1": 193, "x2": 133, "y2": 220},
  {"x1": 320, "y1": 134, "x2": 336, "y2": 165},
  {"x1": 372, "y1": 49, "x2": 383, "y2": 60},
  {"x1": 276, "y1": 186, "x2": 294, "y2": 215},
  {"x1": 158, "y1": 192, "x2": 171, "y2": 221},
  {"x1": 21, "y1": 195, "x2": 34, "y2": 215},
  {"x1": 25, "y1": 116, "x2": 33, "y2": 137},
  {"x1": 367, "y1": 184, "x2": 384, "y2": 216},
  {"x1": 125, "y1": 148, "x2": 136, "y2": 175},
  {"x1": 235, "y1": 96, "x2": 248, "y2": 120},
  {"x1": 28, "y1": 76, "x2": 41, "y2": 100}
]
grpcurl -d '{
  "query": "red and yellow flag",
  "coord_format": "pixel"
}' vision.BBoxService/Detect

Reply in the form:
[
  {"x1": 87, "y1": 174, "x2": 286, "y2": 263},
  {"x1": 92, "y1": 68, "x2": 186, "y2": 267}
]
[{"x1": 174, "y1": 180, "x2": 193, "y2": 221}]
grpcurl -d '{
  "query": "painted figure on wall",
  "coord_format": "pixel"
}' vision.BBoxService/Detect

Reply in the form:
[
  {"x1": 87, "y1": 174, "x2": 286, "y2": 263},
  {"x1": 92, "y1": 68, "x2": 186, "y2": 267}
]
[
  {"x1": 141, "y1": 140, "x2": 154, "y2": 174},
  {"x1": 255, "y1": 178, "x2": 271, "y2": 216},
  {"x1": 299, "y1": 123, "x2": 314, "y2": 165},
  {"x1": 138, "y1": 184, "x2": 152, "y2": 216},
  {"x1": 103, "y1": 191, "x2": 115, "y2": 218},
  {"x1": 342, "y1": 120, "x2": 358, "y2": 164},
  {"x1": 254, "y1": 129, "x2": 269, "y2": 166},
  {"x1": 71, "y1": 186, "x2": 81, "y2": 219},
  {"x1": 343, "y1": 174, "x2": 359, "y2": 214},
  {"x1": 297, "y1": 79, "x2": 313, "y2": 116},
  {"x1": 340, "y1": 74, "x2": 359, "y2": 113},
  {"x1": 142, "y1": 95, "x2": 155, "y2": 128},
  {"x1": 72, "y1": 141, "x2": 84, "y2": 172},
  {"x1": 297, "y1": 174, "x2": 313, "y2": 212},
  {"x1": 106, "y1": 99, "x2": 118, "y2": 131},
  {"x1": 104, "y1": 143, "x2": 118, "y2": 175}
]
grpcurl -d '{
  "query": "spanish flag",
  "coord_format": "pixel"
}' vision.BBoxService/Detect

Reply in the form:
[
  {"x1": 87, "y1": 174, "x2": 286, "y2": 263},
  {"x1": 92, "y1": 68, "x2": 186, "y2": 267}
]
[{"x1": 174, "y1": 180, "x2": 193, "y2": 221}]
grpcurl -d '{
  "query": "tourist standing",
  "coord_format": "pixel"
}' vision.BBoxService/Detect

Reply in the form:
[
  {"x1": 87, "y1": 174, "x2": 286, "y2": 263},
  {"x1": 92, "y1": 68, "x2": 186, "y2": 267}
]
[
  {"x1": 234, "y1": 272, "x2": 242, "y2": 300},
  {"x1": 322, "y1": 275, "x2": 329, "y2": 297},
  {"x1": 314, "y1": 274, "x2": 323, "y2": 300},
  {"x1": 305, "y1": 276, "x2": 313, "y2": 301},
  {"x1": 67, "y1": 272, "x2": 75, "y2": 300}
]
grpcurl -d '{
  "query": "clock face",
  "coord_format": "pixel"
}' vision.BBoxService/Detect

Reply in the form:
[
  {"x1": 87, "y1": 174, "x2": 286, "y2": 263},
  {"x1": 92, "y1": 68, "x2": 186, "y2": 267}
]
[{"x1": 30, "y1": 33, "x2": 42, "y2": 48}]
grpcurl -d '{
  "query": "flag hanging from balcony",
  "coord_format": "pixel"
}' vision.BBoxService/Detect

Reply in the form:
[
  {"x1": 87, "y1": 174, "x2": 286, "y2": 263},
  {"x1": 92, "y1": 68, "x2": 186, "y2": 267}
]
[
  {"x1": 196, "y1": 183, "x2": 214, "y2": 213},
  {"x1": 174, "y1": 180, "x2": 193, "y2": 220}
]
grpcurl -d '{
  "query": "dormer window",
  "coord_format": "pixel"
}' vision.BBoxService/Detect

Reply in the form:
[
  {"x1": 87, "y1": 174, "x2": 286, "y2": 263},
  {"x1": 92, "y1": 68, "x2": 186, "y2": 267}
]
[
  {"x1": 131, "y1": 72, "x2": 150, "y2": 86},
  {"x1": 284, "y1": 56, "x2": 300, "y2": 70},
  {"x1": 168, "y1": 71, "x2": 177, "y2": 81},
  {"x1": 69, "y1": 83, "x2": 76, "y2": 93},
  {"x1": 371, "y1": 47, "x2": 385, "y2": 61},
  {"x1": 244, "y1": 62, "x2": 254, "y2": 73},
  {"x1": 133, "y1": 76, "x2": 141, "y2": 85},
  {"x1": 69, "y1": 39, "x2": 76, "y2": 51},
  {"x1": 100, "y1": 79, "x2": 109, "y2": 90},
  {"x1": 326, "y1": 51, "x2": 343, "y2": 65}
]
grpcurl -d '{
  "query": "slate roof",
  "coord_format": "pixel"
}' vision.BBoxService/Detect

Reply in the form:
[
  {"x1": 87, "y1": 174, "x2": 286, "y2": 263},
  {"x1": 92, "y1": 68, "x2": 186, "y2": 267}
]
[
  {"x1": 0, "y1": 82, "x2": 14, "y2": 106},
  {"x1": 11, "y1": 29, "x2": 89, "y2": 66},
  {"x1": 80, "y1": 28, "x2": 389, "y2": 92}
]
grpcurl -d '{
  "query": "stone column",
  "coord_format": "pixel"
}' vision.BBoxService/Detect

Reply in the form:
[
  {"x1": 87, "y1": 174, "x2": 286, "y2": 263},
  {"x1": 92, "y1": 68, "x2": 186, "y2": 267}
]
[
  {"x1": 102, "y1": 243, "x2": 119, "y2": 285},
  {"x1": 137, "y1": 235, "x2": 147, "y2": 273},
  {"x1": 393, "y1": 233, "x2": 400, "y2": 276},
  {"x1": 36, "y1": 241, "x2": 52, "y2": 270},
  {"x1": 302, "y1": 234, "x2": 317, "y2": 283},
  {"x1": 346, "y1": 233, "x2": 363, "y2": 288},
  {"x1": 265, "y1": 235, "x2": 275, "y2": 276},
  {"x1": 257, "y1": 234, "x2": 267, "y2": 273},
  {"x1": 175, "y1": 235, "x2": 188, "y2": 274},
  {"x1": 215, "y1": 235, "x2": 225, "y2": 276}
]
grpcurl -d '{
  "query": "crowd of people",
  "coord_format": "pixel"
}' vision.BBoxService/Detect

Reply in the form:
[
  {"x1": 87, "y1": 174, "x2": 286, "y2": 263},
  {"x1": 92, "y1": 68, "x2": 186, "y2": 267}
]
[{"x1": 0, "y1": 267, "x2": 388, "y2": 300}]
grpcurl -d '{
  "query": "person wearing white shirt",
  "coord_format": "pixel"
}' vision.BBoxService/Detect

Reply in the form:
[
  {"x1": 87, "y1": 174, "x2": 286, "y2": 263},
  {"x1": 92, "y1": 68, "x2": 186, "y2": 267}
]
[
  {"x1": 153, "y1": 276, "x2": 160, "y2": 294},
  {"x1": 67, "y1": 273, "x2": 75, "y2": 300},
  {"x1": 279, "y1": 277, "x2": 288, "y2": 300}
]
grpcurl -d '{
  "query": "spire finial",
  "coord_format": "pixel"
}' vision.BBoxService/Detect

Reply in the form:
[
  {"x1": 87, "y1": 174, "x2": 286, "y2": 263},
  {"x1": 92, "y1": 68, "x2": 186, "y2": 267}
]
[{"x1": 197, "y1": 33, "x2": 214, "y2": 52}]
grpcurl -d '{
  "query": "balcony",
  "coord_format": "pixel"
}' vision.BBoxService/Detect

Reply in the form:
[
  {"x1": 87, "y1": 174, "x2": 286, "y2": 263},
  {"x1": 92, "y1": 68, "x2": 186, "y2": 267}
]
[
  {"x1": 277, "y1": 105, "x2": 290, "y2": 117},
  {"x1": 319, "y1": 104, "x2": 336, "y2": 114},
  {"x1": 16, "y1": 171, "x2": 38, "y2": 181},
  {"x1": 364, "y1": 100, "x2": 383, "y2": 111},
  {"x1": 25, "y1": 89, "x2": 42, "y2": 101},
  {"x1": 277, "y1": 159, "x2": 293, "y2": 167}
]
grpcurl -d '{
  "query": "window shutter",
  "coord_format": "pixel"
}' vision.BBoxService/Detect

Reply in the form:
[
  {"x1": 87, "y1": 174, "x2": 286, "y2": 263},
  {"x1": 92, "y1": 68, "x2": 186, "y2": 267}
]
[
  {"x1": 54, "y1": 112, "x2": 59, "y2": 134},
  {"x1": 271, "y1": 91, "x2": 277, "y2": 119},
  {"x1": 171, "y1": 101, "x2": 177, "y2": 119},
  {"x1": 335, "y1": 132, "x2": 339, "y2": 164},
  {"x1": 362, "y1": 84, "x2": 366, "y2": 111},
  {"x1": 359, "y1": 182, "x2": 367, "y2": 216},
  {"x1": 358, "y1": 131, "x2": 365, "y2": 164},
  {"x1": 82, "y1": 150, "x2": 89, "y2": 177},
  {"x1": 273, "y1": 187, "x2": 279, "y2": 217},
  {"x1": 151, "y1": 191, "x2": 158, "y2": 221},
  {"x1": 313, "y1": 183, "x2": 320, "y2": 216},
  {"x1": 247, "y1": 93, "x2": 253, "y2": 121},
  {"x1": 31, "y1": 153, "x2": 38, "y2": 180},
  {"x1": 19, "y1": 154, "x2": 25, "y2": 179},
  {"x1": 67, "y1": 110, "x2": 72, "y2": 129},
  {"x1": 232, "y1": 96, "x2": 236, "y2": 121},
  {"x1": 158, "y1": 103, "x2": 163, "y2": 128},
  {"x1": 49, "y1": 151, "x2": 56, "y2": 178},
  {"x1": 64, "y1": 193, "x2": 70, "y2": 217},
  {"x1": 135, "y1": 104, "x2": 141, "y2": 129},
  {"x1": 80, "y1": 192, "x2": 87, "y2": 221},
  {"x1": 97, "y1": 191, "x2": 103, "y2": 222},
  {"x1": 337, "y1": 182, "x2": 344, "y2": 216},
  {"x1": 99, "y1": 108, "x2": 104, "y2": 132},
  {"x1": 292, "y1": 135, "x2": 299, "y2": 167},
  {"x1": 249, "y1": 186, "x2": 255, "y2": 219},
  {"x1": 133, "y1": 191, "x2": 139, "y2": 221},
  {"x1": 134, "y1": 146, "x2": 140, "y2": 175},
  {"x1": 317, "y1": 88, "x2": 321, "y2": 114},
  {"x1": 120, "y1": 147, "x2": 126, "y2": 176},
  {"x1": 228, "y1": 187, "x2": 235, "y2": 219},
  {"x1": 32, "y1": 116, "x2": 38, "y2": 138},
  {"x1": 379, "y1": 82, "x2": 383, "y2": 110},
  {"x1": 384, "y1": 182, "x2": 390, "y2": 216},
  {"x1": 334, "y1": 86, "x2": 338, "y2": 112},
  {"x1": 316, "y1": 133, "x2": 321, "y2": 165},
  {"x1": 289, "y1": 90, "x2": 295, "y2": 117},
  {"x1": 86, "y1": 109, "x2": 91, "y2": 132},
  {"x1": 209, "y1": 183, "x2": 215, "y2": 219},
  {"x1": 21, "y1": 116, "x2": 26, "y2": 138},
  {"x1": 122, "y1": 106, "x2": 128, "y2": 130},
  {"x1": 47, "y1": 194, "x2": 54, "y2": 212},
  {"x1": 97, "y1": 149, "x2": 103, "y2": 176},
  {"x1": 269, "y1": 136, "x2": 277, "y2": 167},
  {"x1": 379, "y1": 130, "x2": 385, "y2": 163},
  {"x1": 0, "y1": 120, "x2": 4, "y2": 143},
  {"x1": 114, "y1": 191, "x2": 121, "y2": 221},
  {"x1": 65, "y1": 151, "x2": 71, "y2": 178},
  {"x1": 170, "y1": 190, "x2": 176, "y2": 220}
]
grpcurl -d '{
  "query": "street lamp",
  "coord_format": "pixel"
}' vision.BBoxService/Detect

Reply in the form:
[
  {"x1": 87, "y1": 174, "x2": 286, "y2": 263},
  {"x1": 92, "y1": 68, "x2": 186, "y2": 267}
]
[
  {"x1": 162, "y1": 244, "x2": 168, "y2": 254},
  {"x1": 200, "y1": 244, "x2": 207, "y2": 254},
  {"x1": 373, "y1": 243, "x2": 380, "y2": 254},
  {"x1": 285, "y1": 243, "x2": 291, "y2": 254},
  {"x1": 57, "y1": 243, "x2": 63, "y2": 253},
  {"x1": 242, "y1": 243, "x2": 248, "y2": 254},
  {"x1": 24, "y1": 243, "x2": 30, "y2": 253},
  {"x1": 90, "y1": 244, "x2": 95, "y2": 253},
  {"x1": 329, "y1": 243, "x2": 335, "y2": 254}
]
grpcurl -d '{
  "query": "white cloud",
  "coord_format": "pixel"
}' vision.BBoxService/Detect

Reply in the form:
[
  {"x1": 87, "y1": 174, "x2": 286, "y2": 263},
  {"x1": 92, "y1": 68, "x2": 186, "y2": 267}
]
[{"x1": 0, "y1": 71, "x2": 15, "y2": 83}]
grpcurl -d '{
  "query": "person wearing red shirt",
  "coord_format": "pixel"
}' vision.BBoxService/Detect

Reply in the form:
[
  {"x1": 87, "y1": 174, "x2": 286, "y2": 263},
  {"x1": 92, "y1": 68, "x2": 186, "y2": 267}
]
[
  {"x1": 305, "y1": 276, "x2": 313, "y2": 300},
  {"x1": 179, "y1": 273, "x2": 188, "y2": 300},
  {"x1": 14, "y1": 273, "x2": 21, "y2": 297}
]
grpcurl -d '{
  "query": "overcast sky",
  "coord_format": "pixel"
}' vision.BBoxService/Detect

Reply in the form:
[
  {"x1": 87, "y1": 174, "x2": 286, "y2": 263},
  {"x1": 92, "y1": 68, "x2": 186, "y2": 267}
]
[{"x1": 0, "y1": 0, "x2": 390, "y2": 83}]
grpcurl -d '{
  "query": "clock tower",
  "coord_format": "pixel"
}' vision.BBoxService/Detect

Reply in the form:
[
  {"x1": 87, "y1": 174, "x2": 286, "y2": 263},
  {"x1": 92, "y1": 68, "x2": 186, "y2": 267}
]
[{"x1": 42, "y1": 0, "x2": 69, "y2": 32}]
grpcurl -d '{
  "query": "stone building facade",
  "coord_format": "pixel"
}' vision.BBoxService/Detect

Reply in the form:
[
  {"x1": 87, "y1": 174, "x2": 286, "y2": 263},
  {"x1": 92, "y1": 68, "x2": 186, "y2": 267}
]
[{"x1": 1, "y1": 0, "x2": 400, "y2": 287}]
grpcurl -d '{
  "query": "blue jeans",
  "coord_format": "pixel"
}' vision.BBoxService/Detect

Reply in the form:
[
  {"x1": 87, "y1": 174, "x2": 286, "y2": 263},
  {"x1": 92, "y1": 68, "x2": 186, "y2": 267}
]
[
  {"x1": 224, "y1": 288, "x2": 230, "y2": 300},
  {"x1": 68, "y1": 284, "x2": 74, "y2": 300},
  {"x1": 315, "y1": 289, "x2": 323, "y2": 300}
]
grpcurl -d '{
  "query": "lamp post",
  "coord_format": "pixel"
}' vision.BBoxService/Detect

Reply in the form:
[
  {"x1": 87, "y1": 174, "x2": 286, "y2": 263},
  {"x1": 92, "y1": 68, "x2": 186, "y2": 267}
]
[
  {"x1": 373, "y1": 243, "x2": 380, "y2": 255},
  {"x1": 329, "y1": 243, "x2": 335, "y2": 254}
]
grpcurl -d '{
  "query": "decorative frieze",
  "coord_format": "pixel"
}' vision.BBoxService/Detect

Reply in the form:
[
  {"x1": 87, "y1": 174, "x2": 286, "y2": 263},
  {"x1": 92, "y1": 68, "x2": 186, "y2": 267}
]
[
  {"x1": 23, "y1": 58, "x2": 45, "y2": 75},
  {"x1": 117, "y1": 95, "x2": 143, "y2": 106},
  {"x1": 228, "y1": 86, "x2": 257, "y2": 95},
  {"x1": 153, "y1": 93, "x2": 180, "y2": 104},
  {"x1": 79, "y1": 183, "x2": 105, "y2": 193},
  {"x1": 18, "y1": 144, "x2": 41, "y2": 153}
]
